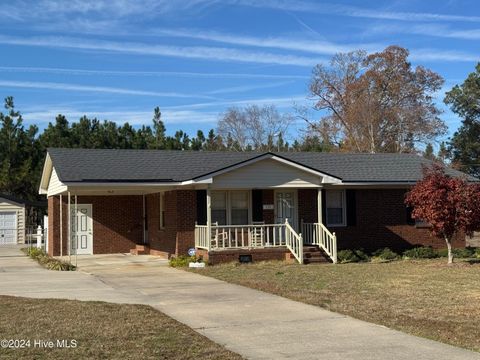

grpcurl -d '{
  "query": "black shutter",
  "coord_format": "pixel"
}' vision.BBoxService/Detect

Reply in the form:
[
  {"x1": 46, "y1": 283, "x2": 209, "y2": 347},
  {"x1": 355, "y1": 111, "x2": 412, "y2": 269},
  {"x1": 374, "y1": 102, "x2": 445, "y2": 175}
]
[
  {"x1": 346, "y1": 189, "x2": 356, "y2": 226},
  {"x1": 196, "y1": 190, "x2": 207, "y2": 225},
  {"x1": 252, "y1": 190, "x2": 263, "y2": 222},
  {"x1": 406, "y1": 206, "x2": 415, "y2": 225},
  {"x1": 321, "y1": 189, "x2": 327, "y2": 224}
]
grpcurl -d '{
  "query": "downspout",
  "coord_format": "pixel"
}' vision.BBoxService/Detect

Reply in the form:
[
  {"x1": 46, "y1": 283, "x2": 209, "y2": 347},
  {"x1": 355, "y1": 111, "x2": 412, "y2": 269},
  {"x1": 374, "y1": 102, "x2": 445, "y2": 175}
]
[{"x1": 142, "y1": 194, "x2": 146, "y2": 244}]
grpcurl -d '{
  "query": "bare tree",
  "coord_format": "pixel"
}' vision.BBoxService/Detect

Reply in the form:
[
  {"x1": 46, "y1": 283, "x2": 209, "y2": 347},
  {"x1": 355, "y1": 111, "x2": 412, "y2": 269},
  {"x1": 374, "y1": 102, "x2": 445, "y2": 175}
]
[
  {"x1": 309, "y1": 46, "x2": 447, "y2": 153},
  {"x1": 218, "y1": 105, "x2": 293, "y2": 151}
]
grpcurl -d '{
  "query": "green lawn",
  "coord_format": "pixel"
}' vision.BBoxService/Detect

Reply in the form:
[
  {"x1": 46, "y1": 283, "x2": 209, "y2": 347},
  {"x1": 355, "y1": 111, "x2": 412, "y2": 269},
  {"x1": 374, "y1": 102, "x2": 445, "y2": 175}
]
[
  {"x1": 190, "y1": 259, "x2": 480, "y2": 352},
  {"x1": 0, "y1": 296, "x2": 242, "y2": 360}
]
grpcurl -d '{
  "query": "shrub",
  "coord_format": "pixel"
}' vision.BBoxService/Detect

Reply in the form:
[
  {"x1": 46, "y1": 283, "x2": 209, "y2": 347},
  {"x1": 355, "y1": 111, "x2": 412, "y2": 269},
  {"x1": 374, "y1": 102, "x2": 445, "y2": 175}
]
[
  {"x1": 371, "y1": 248, "x2": 399, "y2": 262},
  {"x1": 453, "y1": 247, "x2": 475, "y2": 258},
  {"x1": 475, "y1": 248, "x2": 480, "y2": 259},
  {"x1": 27, "y1": 247, "x2": 46, "y2": 259},
  {"x1": 169, "y1": 255, "x2": 199, "y2": 267},
  {"x1": 436, "y1": 247, "x2": 475, "y2": 258},
  {"x1": 353, "y1": 249, "x2": 370, "y2": 262},
  {"x1": 337, "y1": 250, "x2": 359, "y2": 263},
  {"x1": 337, "y1": 249, "x2": 370, "y2": 263},
  {"x1": 25, "y1": 247, "x2": 76, "y2": 271},
  {"x1": 403, "y1": 246, "x2": 438, "y2": 259}
]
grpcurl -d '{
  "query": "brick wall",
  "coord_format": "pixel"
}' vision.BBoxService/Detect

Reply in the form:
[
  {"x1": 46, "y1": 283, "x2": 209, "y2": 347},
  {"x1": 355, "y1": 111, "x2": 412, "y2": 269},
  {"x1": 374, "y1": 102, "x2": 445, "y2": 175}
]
[
  {"x1": 329, "y1": 189, "x2": 465, "y2": 251},
  {"x1": 47, "y1": 195, "x2": 143, "y2": 256},
  {"x1": 146, "y1": 192, "x2": 177, "y2": 256},
  {"x1": 79, "y1": 195, "x2": 143, "y2": 253},
  {"x1": 47, "y1": 196, "x2": 68, "y2": 256},
  {"x1": 175, "y1": 190, "x2": 197, "y2": 256},
  {"x1": 146, "y1": 190, "x2": 196, "y2": 257},
  {"x1": 200, "y1": 247, "x2": 290, "y2": 265},
  {"x1": 298, "y1": 189, "x2": 317, "y2": 223}
]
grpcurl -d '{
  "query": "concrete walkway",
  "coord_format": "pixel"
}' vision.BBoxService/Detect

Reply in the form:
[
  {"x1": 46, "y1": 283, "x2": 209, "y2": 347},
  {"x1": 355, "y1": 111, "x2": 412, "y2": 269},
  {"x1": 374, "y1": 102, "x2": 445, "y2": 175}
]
[{"x1": 1, "y1": 246, "x2": 479, "y2": 360}]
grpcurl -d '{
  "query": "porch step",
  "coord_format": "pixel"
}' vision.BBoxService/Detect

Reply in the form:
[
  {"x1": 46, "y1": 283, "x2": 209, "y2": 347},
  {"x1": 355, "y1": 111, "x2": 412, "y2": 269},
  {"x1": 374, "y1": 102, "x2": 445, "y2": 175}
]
[
  {"x1": 130, "y1": 244, "x2": 150, "y2": 255},
  {"x1": 302, "y1": 245, "x2": 331, "y2": 264}
]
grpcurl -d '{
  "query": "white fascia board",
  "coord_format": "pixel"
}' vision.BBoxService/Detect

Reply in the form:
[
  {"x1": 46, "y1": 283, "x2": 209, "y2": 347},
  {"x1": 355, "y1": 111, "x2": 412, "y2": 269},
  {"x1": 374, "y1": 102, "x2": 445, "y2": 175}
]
[
  {"x1": 192, "y1": 153, "x2": 342, "y2": 184},
  {"x1": 38, "y1": 153, "x2": 52, "y2": 195},
  {"x1": 330, "y1": 182, "x2": 415, "y2": 187},
  {"x1": 270, "y1": 156, "x2": 342, "y2": 184},
  {"x1": 65, "y1": 181, "x2": 184, "y2": 187}
]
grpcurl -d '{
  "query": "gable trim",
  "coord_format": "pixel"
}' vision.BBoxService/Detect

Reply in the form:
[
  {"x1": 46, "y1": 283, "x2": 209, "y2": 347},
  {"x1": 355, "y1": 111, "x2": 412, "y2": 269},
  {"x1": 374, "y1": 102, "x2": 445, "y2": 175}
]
[{"x1": 192, "y1": 153, "x2": 342, "y2": 184}]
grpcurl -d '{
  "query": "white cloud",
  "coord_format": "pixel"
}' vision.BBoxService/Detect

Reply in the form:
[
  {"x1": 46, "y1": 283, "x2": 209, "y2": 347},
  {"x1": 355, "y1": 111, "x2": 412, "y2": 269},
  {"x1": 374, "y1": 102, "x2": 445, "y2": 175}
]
[
  {"x1": 22, "y1": 108, "x2": 219, "y2": 126},
  {"x1": 232, "y1": 0, "x2": 480, "y2": 23},
  {"x1": 409, "y1": 49, "x2": 480, "y2": 63},
  {"x1": 0, "y1": 66, "x2": 309, "y2": 80},
  {"x1": 0, "y1": 35, "x2": 324, "y2": 67},
  {"x1": 151, "y1": 28, "x2": 380, "y2": 55},
  {"x1": 367, "y1": 23, "x2": 480, "y2": 41},
  {"x1": 205, "y1": 81, "x2": 293, "y2": 95},
  {"x1": 0, "y1": 80, "x2": 214, "y2": 99}
]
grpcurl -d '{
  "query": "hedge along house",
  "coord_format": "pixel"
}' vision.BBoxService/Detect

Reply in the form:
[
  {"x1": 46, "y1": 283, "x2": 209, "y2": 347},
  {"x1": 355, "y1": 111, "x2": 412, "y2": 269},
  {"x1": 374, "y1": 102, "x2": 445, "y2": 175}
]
[{"x1": 39, "y1": 148, "x2": 472, "y2": 264}]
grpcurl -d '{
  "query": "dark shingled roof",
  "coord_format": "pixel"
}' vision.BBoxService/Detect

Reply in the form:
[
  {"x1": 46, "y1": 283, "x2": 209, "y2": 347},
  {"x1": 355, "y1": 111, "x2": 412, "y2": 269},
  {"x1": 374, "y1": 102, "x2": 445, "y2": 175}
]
[{"x1": 47, "y1": 148, "x2": 475, "y2": 184}]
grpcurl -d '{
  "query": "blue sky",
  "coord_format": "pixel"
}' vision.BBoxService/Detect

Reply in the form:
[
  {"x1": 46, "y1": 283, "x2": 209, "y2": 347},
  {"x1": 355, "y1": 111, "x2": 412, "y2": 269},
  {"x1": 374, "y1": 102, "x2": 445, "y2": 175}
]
[{"x1": 1, "y1": 0, "x2": 479, "y2": 144}]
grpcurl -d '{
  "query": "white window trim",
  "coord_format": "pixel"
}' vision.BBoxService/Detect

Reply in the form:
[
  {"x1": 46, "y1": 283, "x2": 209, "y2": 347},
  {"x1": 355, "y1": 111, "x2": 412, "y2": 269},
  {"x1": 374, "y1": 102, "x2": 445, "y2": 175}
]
[
  {"x1": 325, "y1": 189, "x2": 347, "y2": 227},
  {"x1": 159, "y1": 192, "x2": 166, "y2": 229},
  {"x1": 211, "y1": 190, "x2": 252, "y2": 225}
]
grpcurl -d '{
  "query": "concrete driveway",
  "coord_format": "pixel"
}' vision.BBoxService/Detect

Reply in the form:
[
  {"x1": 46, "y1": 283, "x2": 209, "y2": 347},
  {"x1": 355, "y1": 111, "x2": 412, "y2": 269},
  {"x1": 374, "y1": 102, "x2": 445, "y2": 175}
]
[{"x1": 1, "y1": 246, "x2": 479, "y2": 360}]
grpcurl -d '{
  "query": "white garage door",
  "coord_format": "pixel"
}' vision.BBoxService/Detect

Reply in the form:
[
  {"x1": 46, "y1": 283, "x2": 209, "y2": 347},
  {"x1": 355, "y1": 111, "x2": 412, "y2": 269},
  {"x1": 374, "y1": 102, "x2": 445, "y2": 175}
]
[{"x1": 0, "y1": 212, "x2": 17, "y2": 245}]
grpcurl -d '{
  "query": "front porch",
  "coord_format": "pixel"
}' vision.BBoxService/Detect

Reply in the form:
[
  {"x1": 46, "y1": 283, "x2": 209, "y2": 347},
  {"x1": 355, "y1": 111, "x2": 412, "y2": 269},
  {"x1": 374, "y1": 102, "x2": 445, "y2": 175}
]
[{"x1": 194, "y1": 220, "x2": 337, "y2": 264}]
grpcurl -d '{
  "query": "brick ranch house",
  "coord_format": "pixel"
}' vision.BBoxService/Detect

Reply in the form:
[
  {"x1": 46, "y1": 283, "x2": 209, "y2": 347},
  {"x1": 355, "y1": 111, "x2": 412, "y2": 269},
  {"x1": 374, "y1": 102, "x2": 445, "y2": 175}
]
[{"x1": 39, "y1": 148, "x2": 471, "y2": 264}]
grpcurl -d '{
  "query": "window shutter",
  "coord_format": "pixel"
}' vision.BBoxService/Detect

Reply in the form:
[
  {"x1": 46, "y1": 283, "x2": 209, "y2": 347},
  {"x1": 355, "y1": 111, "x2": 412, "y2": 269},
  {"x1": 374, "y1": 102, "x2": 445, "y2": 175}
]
[
  {"x1": 252, "y1": 190, "x2": 263, "y2": 222},
  {"x1": 406, "y1": 206, "x2": 415, "y2": 225},
  {"x1": 321, "y1": 189, "x2": 326, "y2": 224},
  {"x1": 196, "y1": 190, "x2": 207, "y2": 225},
  {"x1": 346, "y1": 189, "x2": 356, "y2": 226}
]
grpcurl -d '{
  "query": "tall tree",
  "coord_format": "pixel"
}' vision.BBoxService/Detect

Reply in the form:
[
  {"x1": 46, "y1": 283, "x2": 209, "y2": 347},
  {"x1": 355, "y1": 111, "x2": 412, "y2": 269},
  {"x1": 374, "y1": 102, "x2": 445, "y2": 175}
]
[
  {"x1": 0, "y1": 97, "x2": 39, "y2": 199},
  {"x1": 309, "y1": 46, "x2": 446, "y2": 153},
  {"x1": 405, "y1": 165, "x2": 480, "y2": 264},
  {"x1": 444, "y1": 63, "x2": 480, "y2": 176},
  {"x1": 423, "y1": 143, "x2": 435, "y2": 160},
  {"x1": 218, "y1": 105, "x2": 293, "y2": 151},
  {"x1": 151, "y1": 106, "x2": 166, "y2": 149}
]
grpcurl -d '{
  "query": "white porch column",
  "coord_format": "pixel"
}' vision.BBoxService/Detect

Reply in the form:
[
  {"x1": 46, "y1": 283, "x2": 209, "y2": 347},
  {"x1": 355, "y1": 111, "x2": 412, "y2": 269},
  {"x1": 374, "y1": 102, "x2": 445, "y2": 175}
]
[
  {"x1": 206, "y1": 187, "x2": 212, "y2": 248},
  {"x1": 59, "y1": 194, "x2": 63, "y2": 257},
  {"x1": 67, "y1": 191, "x2": 71, "y2": 258},
  {"x1": 317, "y1": 188, "x2": 323, "y2": 225}
]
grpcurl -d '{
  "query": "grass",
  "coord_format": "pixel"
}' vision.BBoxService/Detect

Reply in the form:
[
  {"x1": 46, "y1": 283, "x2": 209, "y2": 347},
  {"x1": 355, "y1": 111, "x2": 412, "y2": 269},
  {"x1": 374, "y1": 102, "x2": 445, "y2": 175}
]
[
  {"x1": 0, "y1": 296, "x2": 242, "y2": 360},
  {"x1": 190, "y1": 259, "x2": 480, "y2": 352}
]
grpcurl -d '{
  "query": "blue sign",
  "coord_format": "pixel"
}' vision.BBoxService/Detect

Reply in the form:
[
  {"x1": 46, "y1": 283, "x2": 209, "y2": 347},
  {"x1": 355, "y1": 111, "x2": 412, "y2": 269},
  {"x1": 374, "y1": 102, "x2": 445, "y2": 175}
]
[{"x1": 188, "y1": 248, "x2": 196, "y2": 256}]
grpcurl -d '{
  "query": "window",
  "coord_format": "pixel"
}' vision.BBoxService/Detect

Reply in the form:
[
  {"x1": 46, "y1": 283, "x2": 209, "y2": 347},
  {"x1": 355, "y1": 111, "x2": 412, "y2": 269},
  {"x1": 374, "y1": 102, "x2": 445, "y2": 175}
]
[
  {"x1": 210, "y1": 190, "x2": 250, "y2": 225},
  {"x1": 211, "y1": 191, "x2": 227, "y2": 225},
  {"x1": 231, "y1": 191, "x2": 249, "y2": 225},
  {"x1": 159, "y1": 192, "x2": 166, "y2": 229},
  {"x1": 326, "y1": 190, "x2": 346, "y2": 226}
]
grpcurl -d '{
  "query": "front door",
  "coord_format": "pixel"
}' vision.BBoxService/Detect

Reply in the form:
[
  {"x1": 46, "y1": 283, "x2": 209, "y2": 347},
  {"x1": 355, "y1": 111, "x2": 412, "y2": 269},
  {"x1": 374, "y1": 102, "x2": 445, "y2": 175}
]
[
  {"x1": 275, "y1": 190, "x2": 296, "y2": 229},
  {"x1": 71, "y1": 204, "x2": 93, "y2": 255}
]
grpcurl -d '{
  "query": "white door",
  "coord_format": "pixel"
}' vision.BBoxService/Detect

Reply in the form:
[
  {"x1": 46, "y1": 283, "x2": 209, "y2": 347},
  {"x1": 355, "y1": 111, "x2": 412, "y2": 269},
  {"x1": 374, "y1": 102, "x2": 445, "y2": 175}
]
[
  {"x1": 0, "y1": 212, "x2": 17, "y2": 245},
  {"x1": 71, "y1": 204, "x2": 93, "y2": 255},
  {"x1": 275, "y1": 191, "x2": 296, "y2": 229}
]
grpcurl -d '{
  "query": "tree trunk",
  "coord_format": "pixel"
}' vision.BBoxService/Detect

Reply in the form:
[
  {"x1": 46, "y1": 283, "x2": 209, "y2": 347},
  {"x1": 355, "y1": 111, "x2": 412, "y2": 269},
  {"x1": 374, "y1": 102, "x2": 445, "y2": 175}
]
[{"x1": 445, "y1": 235, "x2": 454, "y2": 264}]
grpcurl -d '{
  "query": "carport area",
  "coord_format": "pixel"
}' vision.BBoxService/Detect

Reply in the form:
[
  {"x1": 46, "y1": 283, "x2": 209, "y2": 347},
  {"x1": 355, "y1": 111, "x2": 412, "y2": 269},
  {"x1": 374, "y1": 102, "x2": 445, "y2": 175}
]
[{"x1": 67, "y1": 253, "x2": 168, "y2": 273}]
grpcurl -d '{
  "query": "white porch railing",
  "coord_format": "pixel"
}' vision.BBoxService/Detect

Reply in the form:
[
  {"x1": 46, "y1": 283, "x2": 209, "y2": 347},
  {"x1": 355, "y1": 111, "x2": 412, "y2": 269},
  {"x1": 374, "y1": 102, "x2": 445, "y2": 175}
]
[
  {"x1": 285, "y1": 220, "x2": 303, "y2": 264},
  {"x1": 194, "y1": 220, "x2": 305, "y2": 263},
  {"x1": 194, "y1": 225, "x2": 210, "y2": 250},
  {"x1": 302, "y1": 222, "x2": 337, "y2": 263}
]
